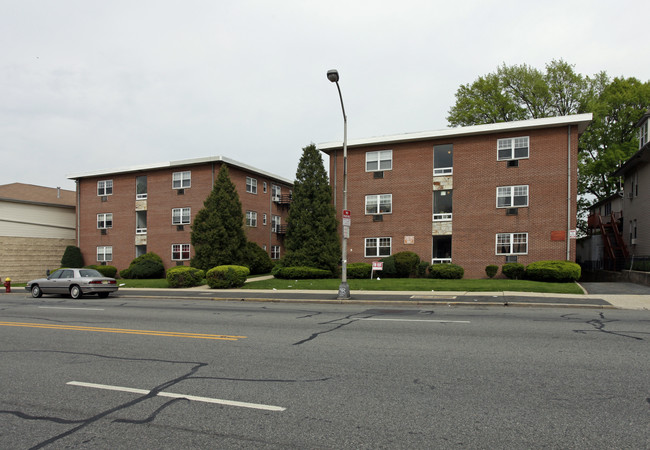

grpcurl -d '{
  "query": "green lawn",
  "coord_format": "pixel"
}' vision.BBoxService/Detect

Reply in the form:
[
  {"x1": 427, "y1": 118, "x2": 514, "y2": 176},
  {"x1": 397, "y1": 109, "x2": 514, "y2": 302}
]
[{"x1": 241, "y1": 277, "x2": 584, "y2": 294}]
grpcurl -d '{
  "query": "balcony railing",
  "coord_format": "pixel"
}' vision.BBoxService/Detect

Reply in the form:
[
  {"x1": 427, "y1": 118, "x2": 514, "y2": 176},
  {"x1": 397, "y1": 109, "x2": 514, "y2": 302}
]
[{"x1": 273, "y1": 194, "x2": 292, "y2": 206}]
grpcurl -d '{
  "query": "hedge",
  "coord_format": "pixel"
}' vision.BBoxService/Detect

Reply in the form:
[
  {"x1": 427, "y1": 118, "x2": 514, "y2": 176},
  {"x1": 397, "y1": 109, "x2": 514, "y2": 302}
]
[
  {"x1": 485, "y1": 265, "x2": 498, "y2": 279},
  {"x1": 166, "y1": 266, "x2": 205, "y2": 288},
  {"x1": 428, "y1": 263, "x2": 464, "y2": 279},
  {"x1": 84, "y1": 265, "x2": 118, "y2": 278},
  {"x1": 502, "y1": 263, "x2": 526, "y2": 280},
  {"x1": 393, "y1": 251, "x2": 421, "y2": 277},
  {"x1": 525, "y1": 260, "x2": 581, "y2": 283},
  {"x1": 206, "y1": 265, "x2": 250, "y2": 289},
  {"x1": 120, "y1": 252, "x2": 165, "y2": 279},
  {"x1": 273, "y1": 266, "x2": 332, "y2": 279},
  {"x1": 347, "y1": 263, "x2": 372, "y2": 279}
]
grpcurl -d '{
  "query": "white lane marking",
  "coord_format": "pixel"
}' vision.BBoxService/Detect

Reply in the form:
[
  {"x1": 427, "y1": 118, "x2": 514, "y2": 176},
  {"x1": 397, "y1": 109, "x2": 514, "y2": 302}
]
[
  {"x1": 67, "y1": 381, "x2": 285, "y2": 411},
  {"x1": 38, "y1": 307, "x2": 104, "y2": 311},
  {"x1": 359, "y1": 318, "x2": 470, "y2": 323}
]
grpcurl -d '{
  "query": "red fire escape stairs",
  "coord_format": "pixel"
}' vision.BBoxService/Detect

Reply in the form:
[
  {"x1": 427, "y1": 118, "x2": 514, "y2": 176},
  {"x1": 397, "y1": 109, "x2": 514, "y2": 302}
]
[{"x1": 589, "y1": 212, "x2": 629, "y2": 270}]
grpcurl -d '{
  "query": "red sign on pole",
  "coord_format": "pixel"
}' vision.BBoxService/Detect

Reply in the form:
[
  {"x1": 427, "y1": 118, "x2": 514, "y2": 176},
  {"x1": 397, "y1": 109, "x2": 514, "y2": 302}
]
[{"x1": 342, "y1": 210, "x2": 351, "y2": 219}]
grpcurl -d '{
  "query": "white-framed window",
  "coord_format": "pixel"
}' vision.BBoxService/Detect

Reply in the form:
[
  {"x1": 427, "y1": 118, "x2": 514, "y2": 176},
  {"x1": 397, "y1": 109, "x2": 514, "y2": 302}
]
[
  {"x1": 97, "y1": 246, "x2": 113, "y2": 262},
  {"x1": 246, "y1": 211, "x2": 258, "y2": 227},
  {"x1": 365, "y1": 237, "x2": 392, "y2": 257},
  {"x1": 365, "y1": 194, "x2": 392, "y2": 215},
  {"x1": 271, "y1": 245, "x2": 281, "y2": 260},
  {"x1": 497, "y1": 136, "x2": 529, "y2": 160},
  {"x1": 433, "y1": 144, "x2": 453, "y2": 175},
  {"x1": 640, "y1": 119, "x2": 648, "y2": 148},
  {"x1": 172, "y1": 207, "x2": 191, "y2": 225},
  {"x1": 366, "y1": 150, "x2": 392, "y2": 172},
  {"x1": 97, "y1": 180, "x2": 113, "y2": 196},
  {"x1": 433, "y1": 189, "x2": 452, "y2": 221},
  {"x1": 497, "y1": 185, "x2": 529, "y2": 208},
  {"x1": 263, "y1": 213, "x2": 267, "y2": 225},
  {"x1": 271, "y1": 215, "x2": 281, "y2": 232},
  {"x1": 246, "y1": 177, "x2": 257, "y2": 194},
  {"x1": 136, "y1": 176, "x2": 147, "y2": 200},
  {"x1": 271, "y1": 184, "x2": 281, "y2": 201},
  {"x1": 172, "y1": 171, "x2": 191, "y2": 189},
  {"x1": 172, "y1": 244, "x2": 190, "y2": 261},
  {"x1": 496, "y1": 233, "x2": 528, "y2": 255},
  {"x1": 136, "y1": 210, "x2": 147, "y2": 234},
  {"x1": 97, "y1": 213, "x2": 113, "y2": 229}
]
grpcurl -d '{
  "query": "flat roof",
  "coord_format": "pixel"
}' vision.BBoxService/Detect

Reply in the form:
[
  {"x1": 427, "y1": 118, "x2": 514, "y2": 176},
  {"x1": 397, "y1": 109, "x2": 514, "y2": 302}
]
[
  {"x1": 318, "y1": 113, "x2": 593, "y2": 152},
  {"x1": 67, "y1": 155, "x2": 293, "y2": 185},
  {"x1": 0, "y1": 183, "x2": 75, "y2": 208}
]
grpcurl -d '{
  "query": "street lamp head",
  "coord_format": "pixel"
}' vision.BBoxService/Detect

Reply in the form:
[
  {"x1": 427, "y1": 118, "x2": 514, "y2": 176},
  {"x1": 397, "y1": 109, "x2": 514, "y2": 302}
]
[{"x1": 327, "y1": 69, "x2": 339, "y2": 83}]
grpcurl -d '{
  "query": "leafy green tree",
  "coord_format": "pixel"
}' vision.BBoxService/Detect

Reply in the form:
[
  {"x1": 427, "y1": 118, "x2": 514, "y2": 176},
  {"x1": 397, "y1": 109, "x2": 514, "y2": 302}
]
[
  {"x1": 61, "y1": 245, "x2": 84, "y2": 268},
  {"x1": 191, "y1": 165, "x2": 247, "y2": 271},
  {"x1": 282, "y1": 144, "x2": 340, "y2": 273}
]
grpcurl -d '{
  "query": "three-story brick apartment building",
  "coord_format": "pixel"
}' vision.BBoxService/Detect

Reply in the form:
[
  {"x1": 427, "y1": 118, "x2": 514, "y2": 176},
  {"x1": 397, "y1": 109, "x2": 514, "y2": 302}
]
[
  {"x1": 68, "y1": 156, "x2": 293, "y2": 272},
  {"x1": 319, "y1": 114, "x2": 592, "y2": 278}
]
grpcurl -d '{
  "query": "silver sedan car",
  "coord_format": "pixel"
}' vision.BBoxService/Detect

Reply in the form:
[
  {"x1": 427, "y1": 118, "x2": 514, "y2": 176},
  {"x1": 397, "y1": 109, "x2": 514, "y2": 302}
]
[{"x1": 26, "y1": 268, "x2": 119, "y2": 299}]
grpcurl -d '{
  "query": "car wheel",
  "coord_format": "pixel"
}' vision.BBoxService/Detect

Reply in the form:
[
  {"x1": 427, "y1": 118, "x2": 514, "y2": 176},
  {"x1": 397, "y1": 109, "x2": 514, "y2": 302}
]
[
  {"x1": 98, "y1": 292, "x2": 109, "y2": 298},
  {"x1": 31, "y1": 285, "x2": 43, "y2": 298},
  {"x1": 70, "y1": 285, "x2": 82, "y2": 299}
]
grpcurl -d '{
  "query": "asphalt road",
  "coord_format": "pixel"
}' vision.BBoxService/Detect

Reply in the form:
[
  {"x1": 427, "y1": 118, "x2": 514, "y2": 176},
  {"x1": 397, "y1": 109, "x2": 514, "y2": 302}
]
[{"x1": 1, "y1": 295, "x2": 648, "y2": 449}]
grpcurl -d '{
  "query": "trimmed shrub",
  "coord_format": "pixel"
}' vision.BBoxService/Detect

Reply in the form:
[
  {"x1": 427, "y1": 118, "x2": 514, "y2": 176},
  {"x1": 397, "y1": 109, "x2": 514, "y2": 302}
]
[
  {"x1": 61, "y1": 246, "x2": 84, "y2": 268},
  {"x1": 347, "y1": 263, "x2": 372, "y2": 279},
  {"x1": 393, "y1": 251, "x2": 421, "y2": 278},
  {"x1": 241, "y1": 242, "x2": 274, "y2": 275},
  {"x1": 167, "y1": 266, "x2": 205, "y2": 288},
  {"x1": 85, "y1": 265, "x2": 118, "y2": 278},
  {"x1": 206, "y1": 265, "x2": 250, "y2": 288},
  {"x1": 120, "y1": 252, "x2": 165, "y2": 279},
  {"x1": 377, "y1": 255, "x2": 397, "y2": 278},
  {"x1": 525, "y1": 260, "x2": 581, "y2": 283},
  {"x1": 417, "y1": 261, "x2": 429, "y2": 278},
  {"x1": 485, "y1": 265, "x2": 498, "y2": 279},
  {"x1": 502, "y1": 263, "x2": 526, "y2": 280},
  {"x1": 428, "y1": 263, "x2": 464, "y2": 279},
  {"x1": 273, "y1": 266, "x2": 332, "y2": 279}
]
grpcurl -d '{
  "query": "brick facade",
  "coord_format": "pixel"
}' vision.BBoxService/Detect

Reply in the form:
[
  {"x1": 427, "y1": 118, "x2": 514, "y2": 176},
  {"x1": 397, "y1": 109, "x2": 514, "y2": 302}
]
[
  {"x1": 320, "y1": 115, "x2": 590, "y2": 278},
  {"x1": 71, "y1": 157, "x2": 292, "y2": 273}
]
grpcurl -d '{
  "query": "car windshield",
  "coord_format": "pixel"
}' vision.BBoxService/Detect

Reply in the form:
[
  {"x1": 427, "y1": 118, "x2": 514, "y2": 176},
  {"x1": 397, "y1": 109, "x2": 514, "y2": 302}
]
[{"x1": 79, "y1": 269, "x2": 104, "y2": 278}]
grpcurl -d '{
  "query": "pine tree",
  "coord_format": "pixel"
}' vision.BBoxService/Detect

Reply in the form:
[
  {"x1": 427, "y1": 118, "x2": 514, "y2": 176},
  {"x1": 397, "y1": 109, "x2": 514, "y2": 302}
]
[
  {"x1": 190, "y1": 165, "x2": 247, "y2": 271},
  {"x1": 283, "y1": 144, "x2": 340, "y2": 273}
]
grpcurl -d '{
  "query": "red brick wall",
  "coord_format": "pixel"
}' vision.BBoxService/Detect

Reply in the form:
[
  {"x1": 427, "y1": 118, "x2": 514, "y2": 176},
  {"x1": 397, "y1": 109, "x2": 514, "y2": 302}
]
[
  {"x1": 327, "y1": 125, "x2": 579, "y2": 278},
  {"x1": 76, "y1": 162, "x2": 291, "y2": 272}
]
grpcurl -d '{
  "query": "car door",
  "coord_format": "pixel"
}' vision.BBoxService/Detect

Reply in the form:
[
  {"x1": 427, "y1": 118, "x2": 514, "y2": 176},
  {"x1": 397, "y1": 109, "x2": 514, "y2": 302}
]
[
  {"x1": 39, "y1": 269, "x2": 63, "y2": 293},
  {"x1": 55, "y1": 269, "x2": 75, "y2": 294}
]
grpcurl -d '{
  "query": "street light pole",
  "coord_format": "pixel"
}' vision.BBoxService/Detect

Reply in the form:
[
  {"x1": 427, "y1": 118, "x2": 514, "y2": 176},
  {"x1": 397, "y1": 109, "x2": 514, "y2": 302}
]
[{"x1": 327, "y1": 69, "x2": 350, "y2": 300}]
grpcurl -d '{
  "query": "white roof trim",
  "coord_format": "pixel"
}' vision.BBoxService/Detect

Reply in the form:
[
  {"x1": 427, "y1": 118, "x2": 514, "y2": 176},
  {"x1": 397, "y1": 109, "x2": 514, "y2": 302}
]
[
  {"x1": 67, "y1": 155, "x2": 294, "y2": 185},
  {"x1": 318, "y1": 113, "x2": 593, "y2": 151}
]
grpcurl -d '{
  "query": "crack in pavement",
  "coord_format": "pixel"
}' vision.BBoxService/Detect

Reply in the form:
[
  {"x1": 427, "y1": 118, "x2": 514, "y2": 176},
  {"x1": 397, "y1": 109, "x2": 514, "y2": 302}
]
[{"x1": 567, "y1": 312, "x2": 647, "y2": 341}]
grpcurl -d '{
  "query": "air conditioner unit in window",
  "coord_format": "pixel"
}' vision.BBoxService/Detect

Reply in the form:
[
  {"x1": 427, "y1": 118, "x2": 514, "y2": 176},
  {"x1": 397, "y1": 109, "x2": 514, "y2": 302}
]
[
  {"x1": 177, "y1": 189, "x2": 185, "y2": 195},
  {"x1": 507, "y1": 160, "x2": 519, "y2": 168},
  {"x1": 631, "y1": 238, "x2": 637, "y2": 245},
  {"x1": 505, "y1": 255, "x2": 518, "y2": 263},
  {"x1": 101, "y1": 196, "x2": 107, "y2": 202},
  {"x1": 100, "y1": 228, "x2": 107, "y2": 235},
  {"x1": 176, "y1": 225, "x2": 184, "y2": 231},
  {"x1": 373, "y1": 171, "x2": 384, "y2": 179},
  {"x1": 506, "y1": 208, "x2": 518, "y2": 216},
  {"x1": 373, "y1": 215, "x2": 383, "y2": 222}
]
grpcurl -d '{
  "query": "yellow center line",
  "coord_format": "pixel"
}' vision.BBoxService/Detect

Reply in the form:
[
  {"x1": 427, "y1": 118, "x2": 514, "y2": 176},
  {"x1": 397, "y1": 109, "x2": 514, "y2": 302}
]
[{"x1": 0, "y1": 321, "x2": 246, "y2": 341}]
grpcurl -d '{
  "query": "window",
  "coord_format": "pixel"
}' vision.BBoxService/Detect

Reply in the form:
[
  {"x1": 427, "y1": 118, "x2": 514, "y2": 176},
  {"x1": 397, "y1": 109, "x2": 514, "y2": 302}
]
[
  {"x1": 497, "y1": 137, "x2": 529, "y2": 160},
  {"x1": 172, "y1": 171, "x2": 191, "y2": 189},
  {"x1": 433, "y1": 190, "x2": 453, "y2": 221},
  {"x1": 136, "y1": 211, "x2": 147, "y2": 234},
  {"x1": 246, "y1": 211, "x2": 258, "y2": 227},
  {"x1": 97, "y1": 180, "x2": 113, "y2": 196},
  {"x1": 97, "y1": 246, "x2": 113, "y2": 262},
  {"x1": 640, "y1": 120, "x2": 648, "y2": 148},
  {"x1": 433, "y1": 144, "x2": 453, "y2": 175},
  {"x1": 497, "y1": 185, "x2": 529, "y2": 208},
  {"x1": 246, "y1": 177, "x2": 257, "y2": 194},
  {"x1": 136, "y1": 245, "x2": 147, "y2": 257},
  {"x1": 365, "y1": 194, "x2": 392, "y2": 215},
  {"x1": 97, "y1": 213, "x2": 113, "y2": 229},
  {"x1": 271, "y1": 215, "x2": 281, "y2": 232},
  {"x1": 263, "y1": 182, "x2": 267, "y2": 193},
  {"x1": 271, "y1": 245, "x2": 281, "y2": 260},
  {"x1": 172, "y1": 207, "x2": 191, "y2": 225},
  {"x1": 365, "y1": 237, "x2": 392, "y2": 257},
  {"x1": 263, "y1": 213, "x2": 267, "y2": 225},
  {"x1": 366, "y1": 150, "x2": 392, "y2": 172},
  {"x1": 271, "y1": 184, "x2": 281, "y2": 201},
  {"x1": 136, "y1": 176, "x2": 147, "y2": 199},
  {"x1": 172, "y1": 244, "x2": 190, "y2": 261},
  {"x1": 496, "y1": 233, "x2": 528, "y2": 255}
]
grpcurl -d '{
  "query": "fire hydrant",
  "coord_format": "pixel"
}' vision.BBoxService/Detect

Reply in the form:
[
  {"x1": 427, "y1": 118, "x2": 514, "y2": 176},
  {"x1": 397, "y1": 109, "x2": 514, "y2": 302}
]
[{"x1": 4, "y1": 277, "x2": 11, "y2": 293}]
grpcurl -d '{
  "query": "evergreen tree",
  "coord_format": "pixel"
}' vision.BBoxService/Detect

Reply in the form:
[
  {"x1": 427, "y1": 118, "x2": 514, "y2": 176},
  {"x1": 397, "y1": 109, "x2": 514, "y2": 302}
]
[
  {"x1": 61, "y1": 245, "x2": 84, "y2": 268},
  {"x1": 282, "y1": 144, "x2": 340, "y2": 273},
  {"x1": 190, "y1": 165, "x2": 247, "y2": 271}
]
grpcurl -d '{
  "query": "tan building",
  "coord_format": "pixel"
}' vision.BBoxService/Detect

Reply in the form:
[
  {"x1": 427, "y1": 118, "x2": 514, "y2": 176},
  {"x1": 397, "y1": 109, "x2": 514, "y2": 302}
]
[
  {"x1": 0, "y1": 183, "x2": 76, "y2": 282},
  {"x1": 68, "y1": 156, "x2": 293, "y2": 272},
  {"x1": 319, "y1": 114, "x2": 592, "y2": 278}
]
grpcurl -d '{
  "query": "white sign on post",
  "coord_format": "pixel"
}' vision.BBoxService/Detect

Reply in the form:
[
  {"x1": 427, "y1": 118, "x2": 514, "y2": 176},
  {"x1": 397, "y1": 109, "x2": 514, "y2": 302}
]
[{"x1": 371, "y1": 261, "x2": 383, "y2": 279}]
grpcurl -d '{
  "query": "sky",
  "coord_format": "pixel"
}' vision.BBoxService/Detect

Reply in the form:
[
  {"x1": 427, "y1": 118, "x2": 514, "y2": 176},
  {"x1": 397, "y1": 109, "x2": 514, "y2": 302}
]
[{"x1": 2, "y1": 0, "x2": 649, "y2": 191}]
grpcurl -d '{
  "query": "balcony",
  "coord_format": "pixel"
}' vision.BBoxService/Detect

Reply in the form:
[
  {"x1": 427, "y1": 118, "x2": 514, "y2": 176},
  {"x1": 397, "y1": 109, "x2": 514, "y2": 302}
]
[
  {"x1": 273, "y1": 224, "x2": 288, "y2": 235},
  {"x1": 273, "y1": 194, "x2": 292, "y2": 206}
]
